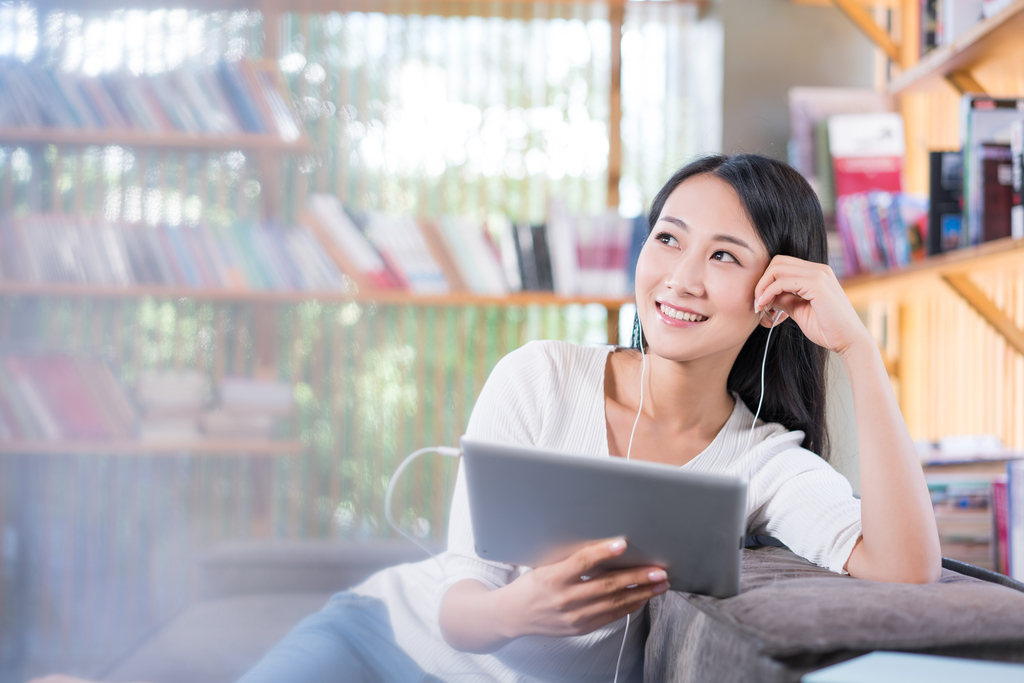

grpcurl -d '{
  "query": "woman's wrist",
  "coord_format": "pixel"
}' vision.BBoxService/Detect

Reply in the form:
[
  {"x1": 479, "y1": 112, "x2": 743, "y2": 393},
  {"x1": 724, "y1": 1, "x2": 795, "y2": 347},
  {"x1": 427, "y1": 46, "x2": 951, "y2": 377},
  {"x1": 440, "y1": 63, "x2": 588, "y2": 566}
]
[{"x1": 836, "y1": 329, "x2": 881, "y2": 370}]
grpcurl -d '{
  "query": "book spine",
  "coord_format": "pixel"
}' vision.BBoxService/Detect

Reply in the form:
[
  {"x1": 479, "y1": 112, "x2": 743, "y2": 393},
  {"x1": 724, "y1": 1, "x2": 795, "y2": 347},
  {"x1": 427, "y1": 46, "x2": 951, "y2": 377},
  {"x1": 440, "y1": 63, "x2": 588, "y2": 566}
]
[
  {"x1": 1010, "y1": 119, "x2": 1023, "y2": 239},
  {"x1": 217, "y1": 61, "x2": 266, "y2": 134},
  {"x1": 1011, "y1": 460, "x2": 1024, "y2": 581},
  {"x1": 993, "y1": 479, "x2": 1010, "y2": 575},
  {"x1": 4, "y1": 356, "x2": 62, "y2": 440}
]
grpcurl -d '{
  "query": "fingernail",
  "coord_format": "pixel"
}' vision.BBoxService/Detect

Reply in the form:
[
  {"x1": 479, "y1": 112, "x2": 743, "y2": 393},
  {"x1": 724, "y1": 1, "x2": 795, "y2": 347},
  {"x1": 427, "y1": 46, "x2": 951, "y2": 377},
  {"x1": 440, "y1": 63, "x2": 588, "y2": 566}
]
[
  {"x1": 609, "y1": 539, "x2": 626, "y2": 553},
  {"x1": 653, "y1": 582, "x2": 669, "y2": 594},
  {"x1": 754, "y1": 296, "x2": 761, "y2": 312},
  {"x1": 648, "y1": 569, "x2": 667, "y2": 582}
]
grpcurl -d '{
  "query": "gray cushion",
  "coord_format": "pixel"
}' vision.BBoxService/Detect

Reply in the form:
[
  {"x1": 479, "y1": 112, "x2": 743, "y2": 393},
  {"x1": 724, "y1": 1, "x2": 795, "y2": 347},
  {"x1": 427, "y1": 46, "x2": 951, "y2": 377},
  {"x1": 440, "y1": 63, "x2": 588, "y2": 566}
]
[{"x1": 645, "y1": 546, "x2": 1024, "y2": 683}]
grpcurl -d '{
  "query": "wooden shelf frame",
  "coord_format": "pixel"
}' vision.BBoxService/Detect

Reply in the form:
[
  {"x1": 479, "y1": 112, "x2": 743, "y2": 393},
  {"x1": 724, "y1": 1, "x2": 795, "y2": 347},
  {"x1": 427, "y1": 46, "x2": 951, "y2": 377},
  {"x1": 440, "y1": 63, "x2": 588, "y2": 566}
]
[
  {"x1": 0, "y1": 438, "x2": 304, "y2": 456},
  {"x1": 888, "y1": 0, "x2": 1024, "y2": 94},
  {"x1": 0, "y1": 282, "x2": 631, "y2": 309},
  {"x1": 0, "y1": 127, "x2": 312, "y2": 152},
  {"x1": 841, "y1": 237, "x2": 1024, "y2": 356}
]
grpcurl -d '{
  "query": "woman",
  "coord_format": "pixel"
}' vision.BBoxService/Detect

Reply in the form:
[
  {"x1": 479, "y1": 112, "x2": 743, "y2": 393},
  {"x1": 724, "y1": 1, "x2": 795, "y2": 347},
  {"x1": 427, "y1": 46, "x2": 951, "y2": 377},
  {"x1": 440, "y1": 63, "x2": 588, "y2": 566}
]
[{"x1": 238, "y1": 154, "x2": 940, "y2": 683}]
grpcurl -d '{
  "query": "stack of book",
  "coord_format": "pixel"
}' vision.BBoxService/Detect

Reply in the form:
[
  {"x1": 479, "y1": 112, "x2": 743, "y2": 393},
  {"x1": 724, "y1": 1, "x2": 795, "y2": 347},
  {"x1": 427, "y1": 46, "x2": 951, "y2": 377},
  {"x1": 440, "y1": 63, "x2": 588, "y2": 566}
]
[
  {"x1": 0, "y1": 57, "x2": 300, "y2": 140},
  {"x1": 201, "y1": 377, "x2": 293, "y2": 438},
  {"x1": 136, "y1": 369, "x2": 210, "y2": 441},
  {"x1": 0, "y1": 215, "x2": 348, "y2": 293},
  {"x1": 305, "y1": 193, "x2": 638, "y2": 298},
  {"x1": 0, "y1": 353, "x2": 137, "y2": 441},
  {"x1": 920, "y1": 440, "x2": 1024, "y2": 579}
]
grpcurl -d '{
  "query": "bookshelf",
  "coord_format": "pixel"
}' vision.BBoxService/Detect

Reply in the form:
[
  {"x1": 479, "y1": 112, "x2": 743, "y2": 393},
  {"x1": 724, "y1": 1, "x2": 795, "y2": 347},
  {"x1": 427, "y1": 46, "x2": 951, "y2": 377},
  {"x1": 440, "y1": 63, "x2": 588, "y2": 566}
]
[
  {"x1": 0, "y1": 438, "x2": 304, "y2": 456},
  {"x1": 888, "y1": 0, "x2": 1024, "y2": 95},
  {"x1": 0, "y1": 128, "x2": 312, "y2": 153},
  {"x1": 828, "y1": 1, "x2": 1024, "y2": 456}
]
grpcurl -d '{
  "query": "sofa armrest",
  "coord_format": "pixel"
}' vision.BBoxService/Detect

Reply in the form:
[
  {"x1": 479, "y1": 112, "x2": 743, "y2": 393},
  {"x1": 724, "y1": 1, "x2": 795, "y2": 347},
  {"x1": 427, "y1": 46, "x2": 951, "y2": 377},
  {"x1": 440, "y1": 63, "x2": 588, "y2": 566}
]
[{"x1": 197, "y1": 539, "x2": 440, "y2": 599}]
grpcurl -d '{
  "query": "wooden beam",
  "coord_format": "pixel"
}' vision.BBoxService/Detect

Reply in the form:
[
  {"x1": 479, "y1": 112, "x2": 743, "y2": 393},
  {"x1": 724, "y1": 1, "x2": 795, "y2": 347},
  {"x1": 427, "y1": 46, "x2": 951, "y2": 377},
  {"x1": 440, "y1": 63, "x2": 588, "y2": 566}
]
[
  {"x1": 608, "y1": 3, "x2": 624, "y2": 210},
  {"x1": 942, "y1": 273, "x2": 1024, "y2": 357},
  {"x1": 945, "y1": 70, "x2": 987, "y2": 94},
  {"x1": 832, "y1": 0, "x2": 901, "y2": 63}
]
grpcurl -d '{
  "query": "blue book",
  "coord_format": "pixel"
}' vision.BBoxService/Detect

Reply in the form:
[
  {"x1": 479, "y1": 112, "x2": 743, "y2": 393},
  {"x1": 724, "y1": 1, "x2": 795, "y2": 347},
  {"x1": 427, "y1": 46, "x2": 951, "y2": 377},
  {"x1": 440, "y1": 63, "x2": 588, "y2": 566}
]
[
  {"x1": 216, "y1": 61, "x2": 265, "y2": 134},
  {"x1": 802, "y1": 651, "x2": 1024, "y2": 683}
]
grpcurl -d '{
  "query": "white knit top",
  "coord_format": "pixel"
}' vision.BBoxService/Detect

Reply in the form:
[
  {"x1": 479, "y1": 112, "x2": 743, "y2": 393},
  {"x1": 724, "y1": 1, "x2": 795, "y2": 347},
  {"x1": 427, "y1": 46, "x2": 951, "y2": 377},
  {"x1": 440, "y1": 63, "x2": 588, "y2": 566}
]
[{"x1": 354, "y1": 340, "x2": 862, "y2": 683}]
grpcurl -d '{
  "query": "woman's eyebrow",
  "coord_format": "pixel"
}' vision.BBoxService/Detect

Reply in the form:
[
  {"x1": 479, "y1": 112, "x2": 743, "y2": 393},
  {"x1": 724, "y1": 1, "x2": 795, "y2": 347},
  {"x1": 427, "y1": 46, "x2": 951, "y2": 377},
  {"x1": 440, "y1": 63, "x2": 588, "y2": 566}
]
[{"x1": 659, "y1": 215, "x2": 753, "y2": 252}]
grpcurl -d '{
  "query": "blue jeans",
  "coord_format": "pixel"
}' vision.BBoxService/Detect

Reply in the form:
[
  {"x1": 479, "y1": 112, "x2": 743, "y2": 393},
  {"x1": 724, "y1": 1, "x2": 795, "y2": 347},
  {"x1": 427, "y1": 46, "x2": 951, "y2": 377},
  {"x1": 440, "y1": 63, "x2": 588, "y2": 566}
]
[{"x1": 236, "y1": 590, "x2": 443, "y2": 683}]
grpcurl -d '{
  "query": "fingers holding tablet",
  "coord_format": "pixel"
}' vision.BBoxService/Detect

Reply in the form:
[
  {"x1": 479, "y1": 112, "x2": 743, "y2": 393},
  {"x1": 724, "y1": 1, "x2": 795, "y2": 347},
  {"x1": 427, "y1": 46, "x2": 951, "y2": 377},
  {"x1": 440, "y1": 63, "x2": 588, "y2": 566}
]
[{"x1": 504, "y1": 538, "x2": 668, "y2": 638}]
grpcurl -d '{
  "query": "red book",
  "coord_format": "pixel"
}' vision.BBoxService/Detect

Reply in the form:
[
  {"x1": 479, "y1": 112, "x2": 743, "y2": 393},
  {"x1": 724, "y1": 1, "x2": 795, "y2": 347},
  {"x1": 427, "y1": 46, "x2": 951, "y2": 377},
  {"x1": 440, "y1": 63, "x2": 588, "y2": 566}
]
[
  {"x1": 827, "y1": 113, "x2": 904, "y2": 198},
  {"x1": 0, "y1": 385, "x2": 24, "y2": 439},
  {"x1": 29, "y1": 355, "x2": 111, "y2": 439},
  {"x1": 993, "y1": 478, "x2": 1010, "y2": 576}
]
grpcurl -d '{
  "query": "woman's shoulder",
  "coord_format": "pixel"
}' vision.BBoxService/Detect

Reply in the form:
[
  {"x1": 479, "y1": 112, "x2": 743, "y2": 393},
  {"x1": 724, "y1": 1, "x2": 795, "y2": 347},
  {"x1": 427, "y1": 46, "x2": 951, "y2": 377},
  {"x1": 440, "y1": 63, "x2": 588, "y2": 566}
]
[{"x1": 494, "y1": 340, "x2": 611, "y2": 378}]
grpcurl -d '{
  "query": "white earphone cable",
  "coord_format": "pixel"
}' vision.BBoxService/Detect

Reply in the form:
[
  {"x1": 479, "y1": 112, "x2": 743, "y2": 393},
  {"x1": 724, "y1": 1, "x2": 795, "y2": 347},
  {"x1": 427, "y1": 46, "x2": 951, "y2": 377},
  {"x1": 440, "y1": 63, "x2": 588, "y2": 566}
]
[
  {"x1": 613, "y1": 320, "x2": 646, "y2": 683},
  {"x1": 385, "y1": 446, "x2": 461, "y2": 573},
  {"x1": 742, "y1": 309, "x2": 783, "y2": 457}
]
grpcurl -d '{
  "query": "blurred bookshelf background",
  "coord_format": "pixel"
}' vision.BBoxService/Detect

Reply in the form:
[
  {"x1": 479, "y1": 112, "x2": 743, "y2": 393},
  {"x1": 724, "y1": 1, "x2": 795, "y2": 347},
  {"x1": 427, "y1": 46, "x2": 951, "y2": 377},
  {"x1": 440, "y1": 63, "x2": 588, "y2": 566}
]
[
  {"x1": 0, "y1": 1, "x2": 710, "y2": 679},
  {"x1": 0, "y1": 0, "x2": 1023, "y2": 680}
]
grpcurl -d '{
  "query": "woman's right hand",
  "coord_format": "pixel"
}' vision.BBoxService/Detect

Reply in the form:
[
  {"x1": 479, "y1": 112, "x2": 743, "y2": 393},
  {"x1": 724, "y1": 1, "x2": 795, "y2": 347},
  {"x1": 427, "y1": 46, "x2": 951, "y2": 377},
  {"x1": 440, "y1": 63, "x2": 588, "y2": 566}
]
[{"x1": 495, "y1": 538, "x2": 669, "y2": 639}]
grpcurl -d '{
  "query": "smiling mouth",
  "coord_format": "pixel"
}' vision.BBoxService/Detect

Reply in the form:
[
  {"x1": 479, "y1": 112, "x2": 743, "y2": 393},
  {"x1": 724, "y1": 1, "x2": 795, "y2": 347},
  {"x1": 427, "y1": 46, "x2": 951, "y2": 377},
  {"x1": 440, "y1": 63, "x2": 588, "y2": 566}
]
[{"x1": 658, "y1": 303, "x2": 707, "y2": 322}]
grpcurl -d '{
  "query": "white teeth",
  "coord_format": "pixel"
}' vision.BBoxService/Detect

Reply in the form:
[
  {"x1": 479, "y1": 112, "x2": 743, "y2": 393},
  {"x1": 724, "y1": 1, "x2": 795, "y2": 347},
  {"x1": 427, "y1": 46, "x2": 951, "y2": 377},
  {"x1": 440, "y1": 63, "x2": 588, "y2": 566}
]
[{"x1": 659, "y1": 303, "x2": 705, "y2": 322}]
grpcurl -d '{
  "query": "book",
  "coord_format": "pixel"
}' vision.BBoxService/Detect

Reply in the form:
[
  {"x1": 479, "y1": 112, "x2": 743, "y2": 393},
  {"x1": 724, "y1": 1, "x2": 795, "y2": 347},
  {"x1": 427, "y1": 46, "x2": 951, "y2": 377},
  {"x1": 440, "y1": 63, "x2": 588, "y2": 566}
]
[
  {"x1": 827, "y1": 113, "x2": 904, "y2": 199},
  {"x1": 0, "y1": 58, "x2": 299, "y2": 139},
  {"x1": 418, "y1": 219, "x2": 469, "y2": 292},
  {"x1": 993, "y1": 478, "x2": 1010, "y2": 575},
  {"x1": 960, "y1": 95, "x2": 1024, "y2": 246},
  {"x1": 927, "y1": 151, "x2": 964, "y2": 255},
  {"x1": 1011, "y1": 459, "x2": 1024, "y2": 582},
  {"x1": 1011, "y1": 118, "x2": 1023, "y2": 239},
  {"x1": 980, "y1": 143, "x2": 1013, "y2": 242},
  {"x1": 220, "y1": 377, "x2": 294, "y2": 415},
  {"x1": 200, "y1": 409, "x2": 276, "y2": 437},
  {"x1": 305, "y1": 194, "x2": 400, "y2": 291},
  {"x1": 365, "y1": 213, "x2": 449, "y2": 294},
  {"x1": 942, "y1": 0, "x2": 986, "y2": 46},
  {"x1": 137, "y1": 369, "x2": 210, "y2": 412}
]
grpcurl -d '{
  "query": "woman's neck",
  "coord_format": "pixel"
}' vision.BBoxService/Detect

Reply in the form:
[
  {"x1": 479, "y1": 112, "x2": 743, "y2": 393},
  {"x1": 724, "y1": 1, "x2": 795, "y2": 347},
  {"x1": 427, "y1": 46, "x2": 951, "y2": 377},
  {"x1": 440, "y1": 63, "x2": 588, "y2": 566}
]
[{"x1": 609, "y1": 348, "x2": 736, "y2": 439}]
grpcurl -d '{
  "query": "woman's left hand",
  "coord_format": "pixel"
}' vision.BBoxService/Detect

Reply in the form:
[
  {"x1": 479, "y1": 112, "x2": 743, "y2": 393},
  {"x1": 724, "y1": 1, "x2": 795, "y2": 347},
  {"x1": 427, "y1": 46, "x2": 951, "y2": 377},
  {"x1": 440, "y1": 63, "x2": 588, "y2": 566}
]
[{"x1": 753, "y1": 255, "x2": 870, "y2": 357}]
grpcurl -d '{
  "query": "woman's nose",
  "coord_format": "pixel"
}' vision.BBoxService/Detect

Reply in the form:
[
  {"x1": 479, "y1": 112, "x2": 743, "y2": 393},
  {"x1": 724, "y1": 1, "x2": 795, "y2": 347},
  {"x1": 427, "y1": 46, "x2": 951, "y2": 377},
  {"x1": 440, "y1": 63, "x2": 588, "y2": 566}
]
[{"x1": 665, "y1": 252, "x2": 706, "y2": 297}]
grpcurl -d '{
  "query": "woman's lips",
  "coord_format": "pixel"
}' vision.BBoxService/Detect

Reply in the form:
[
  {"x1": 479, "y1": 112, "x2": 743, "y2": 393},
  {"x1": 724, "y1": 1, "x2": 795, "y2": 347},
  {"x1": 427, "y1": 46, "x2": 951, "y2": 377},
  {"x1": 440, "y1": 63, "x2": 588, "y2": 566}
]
[{"x1": 656, "y1": 302, "x2": 708, "y2": 326}]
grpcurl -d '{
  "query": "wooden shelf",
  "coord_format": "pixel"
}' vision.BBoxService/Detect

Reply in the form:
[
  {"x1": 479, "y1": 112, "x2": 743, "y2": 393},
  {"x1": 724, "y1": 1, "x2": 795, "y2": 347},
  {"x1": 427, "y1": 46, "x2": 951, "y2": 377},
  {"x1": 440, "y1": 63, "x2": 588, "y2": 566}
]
[
  {"x1": 0, "y1": 282, "x2": 631, "y2": 308},
  {"x1": 889, "y1": 0, "x2": 1024, "y2": 94},
  {"x1": 0, "y1": 438, "x2": 304, "y2": 456},
  {"x1": 0, "y1": 127, "x2": 311, "y2": 152},
  {"x1": 840, "y1": 236, "x2": 1024, "y2": 306}
]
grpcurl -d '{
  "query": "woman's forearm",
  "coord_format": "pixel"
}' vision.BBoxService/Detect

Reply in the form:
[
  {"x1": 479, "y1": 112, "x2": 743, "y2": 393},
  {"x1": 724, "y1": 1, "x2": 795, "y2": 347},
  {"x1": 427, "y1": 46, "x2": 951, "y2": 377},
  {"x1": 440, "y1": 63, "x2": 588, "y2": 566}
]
[
  {"x1": 840, "y1": 334, "x2": 941, "y2": 583},
  {"x1": 438, "y1": 579, "x2": 518, "y2": 654}
]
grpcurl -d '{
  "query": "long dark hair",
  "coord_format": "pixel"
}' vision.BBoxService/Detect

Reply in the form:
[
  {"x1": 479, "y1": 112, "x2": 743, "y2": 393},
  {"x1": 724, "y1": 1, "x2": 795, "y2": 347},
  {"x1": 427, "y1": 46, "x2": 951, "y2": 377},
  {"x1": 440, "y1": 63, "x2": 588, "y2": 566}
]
[{"x1": 631, "y1": 154, "x2": 831, "y2": 460}]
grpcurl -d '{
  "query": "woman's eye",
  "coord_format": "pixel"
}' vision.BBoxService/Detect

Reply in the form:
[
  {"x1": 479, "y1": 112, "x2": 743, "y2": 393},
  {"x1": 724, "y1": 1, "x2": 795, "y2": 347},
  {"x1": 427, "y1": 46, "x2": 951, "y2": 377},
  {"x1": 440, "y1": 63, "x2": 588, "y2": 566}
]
[
  {"x1": 712, "y1": 250, "x2": 739, "y2": 264},
  {"x1": 654, "y1": 232, "x2": 678, "y2": 247}
]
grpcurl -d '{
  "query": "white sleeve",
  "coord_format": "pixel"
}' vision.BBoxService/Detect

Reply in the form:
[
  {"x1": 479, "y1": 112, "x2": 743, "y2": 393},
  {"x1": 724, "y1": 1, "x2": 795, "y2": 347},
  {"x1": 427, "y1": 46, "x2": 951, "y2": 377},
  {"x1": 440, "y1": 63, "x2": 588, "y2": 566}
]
[
  {"x1": 746, "y1": 434, "x2": 863, "y2": 575},
  {"x1": 439, "y1": 342, "x2": 552, "y2": 598}
]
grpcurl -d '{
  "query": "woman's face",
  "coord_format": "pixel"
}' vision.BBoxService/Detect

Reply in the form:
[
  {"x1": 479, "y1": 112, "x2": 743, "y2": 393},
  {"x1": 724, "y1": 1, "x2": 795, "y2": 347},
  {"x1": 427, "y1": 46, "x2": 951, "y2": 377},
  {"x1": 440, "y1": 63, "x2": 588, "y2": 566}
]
[{"x1": 634, "y1": 174, "x2": 771, "y2": 365}]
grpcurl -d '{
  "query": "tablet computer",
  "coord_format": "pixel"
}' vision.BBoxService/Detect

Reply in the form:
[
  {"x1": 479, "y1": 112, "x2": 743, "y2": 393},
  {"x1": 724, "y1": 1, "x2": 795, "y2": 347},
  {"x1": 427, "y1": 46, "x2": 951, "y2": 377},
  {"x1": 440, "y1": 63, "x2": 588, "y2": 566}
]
[{"x1": 460, "y1": 436, "x2": 747, "y2": 598}]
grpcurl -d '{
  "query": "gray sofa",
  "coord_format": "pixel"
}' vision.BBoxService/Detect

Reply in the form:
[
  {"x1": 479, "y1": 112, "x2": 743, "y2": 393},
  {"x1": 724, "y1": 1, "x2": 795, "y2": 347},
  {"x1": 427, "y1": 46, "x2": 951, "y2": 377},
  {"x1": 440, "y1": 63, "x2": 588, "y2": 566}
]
[{"x1": 101, "y1": 540, "x2": 1024, "y2": 683}]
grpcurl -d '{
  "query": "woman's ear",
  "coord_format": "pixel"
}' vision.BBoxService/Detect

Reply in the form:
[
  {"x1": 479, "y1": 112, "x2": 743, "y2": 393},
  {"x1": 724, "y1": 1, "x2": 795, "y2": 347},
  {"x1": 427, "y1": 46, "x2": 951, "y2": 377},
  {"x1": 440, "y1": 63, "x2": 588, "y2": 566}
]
[{"x1": 759, "y1": 307, "x2": 789, "y2": 328}]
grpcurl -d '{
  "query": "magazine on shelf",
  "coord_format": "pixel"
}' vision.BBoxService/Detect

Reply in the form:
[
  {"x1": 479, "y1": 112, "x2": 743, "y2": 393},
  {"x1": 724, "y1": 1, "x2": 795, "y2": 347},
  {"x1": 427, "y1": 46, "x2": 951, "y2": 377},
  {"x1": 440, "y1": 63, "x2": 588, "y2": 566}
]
[{"x1": 960, "y1": 95, "x2": 1024, "y2": 246}]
